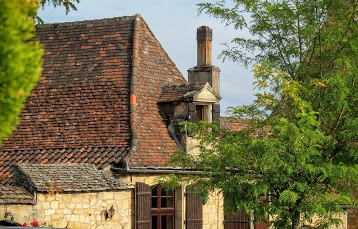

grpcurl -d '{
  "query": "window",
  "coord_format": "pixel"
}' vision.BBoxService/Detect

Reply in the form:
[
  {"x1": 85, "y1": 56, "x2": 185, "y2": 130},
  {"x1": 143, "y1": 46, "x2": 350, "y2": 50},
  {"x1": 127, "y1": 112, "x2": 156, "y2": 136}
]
[
  {"x1": 136, "y1": 183, "x2": 203, "y2": 229},
  {"x1": 195, "y1": 105, "x2": 204, "y2": 122},
  {"x1": 151, "y1": 186, "x2": 175, "y2": 229},
  {"x1": 188, "y1": 103, "x2": 220, "y2": 127}
]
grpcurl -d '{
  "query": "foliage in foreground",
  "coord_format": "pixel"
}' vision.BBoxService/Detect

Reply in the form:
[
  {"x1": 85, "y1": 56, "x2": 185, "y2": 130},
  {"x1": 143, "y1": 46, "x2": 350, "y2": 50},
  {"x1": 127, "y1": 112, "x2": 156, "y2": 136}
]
[
  {"x1": 0, "y1": 0, "x2": 43, "y2": 144},
  {"x1": 39, "y1": 0, "x2": 80, "y2": 14},
  {"x1": 162, "y1": 0, "x2": 357, "y2": 228},
  {"x1": 34, "y1": 0, "x2": 80, "y2": 23}
]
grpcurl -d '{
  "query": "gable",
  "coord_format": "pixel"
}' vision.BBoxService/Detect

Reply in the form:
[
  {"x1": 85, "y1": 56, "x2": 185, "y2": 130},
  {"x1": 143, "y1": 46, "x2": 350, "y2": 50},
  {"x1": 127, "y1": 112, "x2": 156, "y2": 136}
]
[{"x1": 193, "y1": 83, "x2": 221, "y2": 103}]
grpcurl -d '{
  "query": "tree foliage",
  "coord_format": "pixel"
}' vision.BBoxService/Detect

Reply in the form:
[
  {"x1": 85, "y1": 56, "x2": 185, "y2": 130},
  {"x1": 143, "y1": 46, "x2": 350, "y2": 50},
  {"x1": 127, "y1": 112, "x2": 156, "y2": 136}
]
[
  {"x1": 0, "y1": 0, "x2": 43, "y2": 144},
  {"x1": 163, "y1": 0, "x2": 357, "y2": 228},
  {"x1": 39, "y1": 0, "x2": 79, "y2": 14},
  {"x1": 35, "y1": 0, "x2": 80, "y2": 23}
]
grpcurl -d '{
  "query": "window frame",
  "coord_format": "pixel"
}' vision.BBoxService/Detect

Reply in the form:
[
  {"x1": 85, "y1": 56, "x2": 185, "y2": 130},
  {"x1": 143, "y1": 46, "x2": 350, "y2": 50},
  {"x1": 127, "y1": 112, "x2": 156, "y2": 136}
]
[{"x1": 151, "y1": 185, "x2": 176, "y2": 229}]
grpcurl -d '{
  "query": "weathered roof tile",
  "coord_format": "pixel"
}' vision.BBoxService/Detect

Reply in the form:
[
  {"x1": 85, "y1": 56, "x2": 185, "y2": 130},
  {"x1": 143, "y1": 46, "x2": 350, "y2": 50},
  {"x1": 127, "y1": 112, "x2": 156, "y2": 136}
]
[
  {"x1": 13, "y1": 163, "x2": 131, "y2": 193},
  {"x1": 0, "y1": 186, "x2": 34, "y2": 204},
  {"x1": 0, "y1": 147, "x2": 129, "y2": 185},
  {"x1": 158, "y1": 83, "x2": 206, "y2": 103},
  {"x1": 0, "y1": 15, "x2": 188, "y2": 186}
]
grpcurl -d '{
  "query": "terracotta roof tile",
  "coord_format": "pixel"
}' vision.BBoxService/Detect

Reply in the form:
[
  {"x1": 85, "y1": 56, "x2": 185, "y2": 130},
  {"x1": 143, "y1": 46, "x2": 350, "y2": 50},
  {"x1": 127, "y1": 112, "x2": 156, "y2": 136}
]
[
  {"x1": 1, "y1": 16, "x2": 133, "y2": 151},
  {"x1": 0, "y1": 16, "x2": 135, "y2": 185},
  {"x1": 220, "y1": 117, "x2": 249, "y2": 131},
  {"x1": 128, "y1": 19, "x2": 187, "y2": 167},
  {"x1": 0, "y1": 15, "x2": 188, "y2": 187}
]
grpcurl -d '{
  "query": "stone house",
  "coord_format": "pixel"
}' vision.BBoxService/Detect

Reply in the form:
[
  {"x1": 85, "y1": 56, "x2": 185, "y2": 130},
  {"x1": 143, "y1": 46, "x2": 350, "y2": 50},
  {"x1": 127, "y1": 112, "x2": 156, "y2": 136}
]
[
  {"x1": 0, "y1": 14, "x2": 352, "y2": 229},
  {"x1": 0, "y1": 14, "x2": 228, "y2": 229}
]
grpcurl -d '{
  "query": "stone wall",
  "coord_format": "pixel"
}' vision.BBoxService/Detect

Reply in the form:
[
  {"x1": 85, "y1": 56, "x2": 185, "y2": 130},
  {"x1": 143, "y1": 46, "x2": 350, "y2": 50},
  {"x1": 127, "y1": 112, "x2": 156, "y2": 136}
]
[
  {"x1": 202, "y1": 189, "x2": 224, "y2": 229},
  {"x1": 304, "y1": 212, "x2": 347, "y2": 229},
  {"x1": 2, "y1": 177, "x2": 348, "y2": 229},
  {"x1": 0, "y1": 190, "x2": 132, "y2": 229}
]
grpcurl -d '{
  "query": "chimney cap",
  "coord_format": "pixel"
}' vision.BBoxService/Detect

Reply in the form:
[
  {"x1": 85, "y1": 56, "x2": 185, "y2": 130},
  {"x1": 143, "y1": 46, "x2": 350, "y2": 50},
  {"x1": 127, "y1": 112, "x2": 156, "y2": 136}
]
[{"x1": 197, "y1": 26, "x2": 212, "y2": 41}]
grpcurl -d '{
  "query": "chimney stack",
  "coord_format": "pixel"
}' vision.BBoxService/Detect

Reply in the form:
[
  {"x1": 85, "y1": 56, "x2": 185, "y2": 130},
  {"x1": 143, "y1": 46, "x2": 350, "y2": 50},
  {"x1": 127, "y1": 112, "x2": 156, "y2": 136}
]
[
  {"x1": 197, "y1": 26, "x2": 212, "y2": 66},
  {"x1": 188, "y1": 26, "x2": 220, "y2": 96}
]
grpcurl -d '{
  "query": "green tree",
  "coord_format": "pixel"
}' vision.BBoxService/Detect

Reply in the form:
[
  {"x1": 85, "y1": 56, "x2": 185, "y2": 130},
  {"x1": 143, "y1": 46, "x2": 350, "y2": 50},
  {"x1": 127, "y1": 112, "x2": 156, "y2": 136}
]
[
  {"x1": 40, "y1": 0, "x2": 80, "y2": 14},
  {"x1": 163, "y1": 0, "x2": 357, "y2": 228},
  {"x1": 35, "y1": 0, "x2": 80, "y2": 23},
  {"x1": 0, "y1": 0, "x2": 80, "y2": 144},
  {"x1": 0, "y1": 0, "x2": 43, "y2": 144}
]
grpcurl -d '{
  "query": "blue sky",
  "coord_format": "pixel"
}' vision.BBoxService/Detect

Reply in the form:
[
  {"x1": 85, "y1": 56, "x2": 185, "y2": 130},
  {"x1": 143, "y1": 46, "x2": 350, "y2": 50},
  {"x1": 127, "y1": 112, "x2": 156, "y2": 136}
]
[{"x1": 38, "y1": 0, "x2": 256, "y2": 115}]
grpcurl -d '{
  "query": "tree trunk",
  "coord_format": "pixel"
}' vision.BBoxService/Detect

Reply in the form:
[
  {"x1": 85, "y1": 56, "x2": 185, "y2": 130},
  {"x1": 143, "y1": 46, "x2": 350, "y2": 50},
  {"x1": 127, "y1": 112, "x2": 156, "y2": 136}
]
[{"x1": 292, "y1": 210, "x2": 301, "y2": 229}]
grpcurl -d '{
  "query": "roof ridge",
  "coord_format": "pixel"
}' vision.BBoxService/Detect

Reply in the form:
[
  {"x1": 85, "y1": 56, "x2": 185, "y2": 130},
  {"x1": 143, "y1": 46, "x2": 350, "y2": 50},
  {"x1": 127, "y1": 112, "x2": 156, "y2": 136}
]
[{"x1": 36, "y1": 15, "x2": 138, "y2": 28}]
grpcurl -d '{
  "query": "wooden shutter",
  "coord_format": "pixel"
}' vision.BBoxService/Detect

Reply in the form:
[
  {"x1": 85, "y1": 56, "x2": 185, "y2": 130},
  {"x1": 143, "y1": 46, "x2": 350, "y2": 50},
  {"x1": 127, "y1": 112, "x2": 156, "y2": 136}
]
[
  {"x1": 187, "y1": 103, "x2": 197, "y2": 137},
  {"x1": 224, "y1": 210, "x2": 250, "y2": 229},
  {"x1": 185, "y1": 187, "x2": 203, "y2": 229},
  {"x1": 136, "y1": 182, "x2": 151, "y2": 229},
  {"x1": 188, "y1": 103, "x2": 197, "y2": 123},
  {"x1": 212, "y1": 104, "x2": 220, "y2": 130},
  {"x1": 254, "y1": 221, "x2": 269, "y2": 229}
]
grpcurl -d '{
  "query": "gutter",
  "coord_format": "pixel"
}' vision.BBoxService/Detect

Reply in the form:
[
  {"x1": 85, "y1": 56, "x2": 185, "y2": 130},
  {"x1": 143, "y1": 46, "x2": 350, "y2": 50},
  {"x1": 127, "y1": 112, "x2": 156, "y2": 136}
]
[{"x1": 111, "y1": 166, "x2": 204, "y2": 175}]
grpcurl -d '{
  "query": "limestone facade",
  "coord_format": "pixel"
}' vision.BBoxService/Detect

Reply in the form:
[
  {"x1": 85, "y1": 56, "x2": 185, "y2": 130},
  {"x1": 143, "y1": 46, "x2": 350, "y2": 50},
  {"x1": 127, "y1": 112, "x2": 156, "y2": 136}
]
[
  {"x1": 0, "y1": 176, "x2": 349, "y2": 229},
  {"x1": 0, "y1": 191, "x2": 132, "y2": 229}
]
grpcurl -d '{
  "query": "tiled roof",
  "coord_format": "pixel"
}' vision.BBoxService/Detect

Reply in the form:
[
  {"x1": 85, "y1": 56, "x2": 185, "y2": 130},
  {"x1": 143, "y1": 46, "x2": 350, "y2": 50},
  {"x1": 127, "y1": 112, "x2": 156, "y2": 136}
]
[
  {"x1": 158, "y1": 83, "x2": 206, "y2": 103},
  {"x1": 0, "y1": 15, "x2": 187, "y2": 187},
  {"x1": 1, "y1": 16, "x2": 133, "y2": 151},
  {"x1": 0, "y1": 186, "x2": 34, "y2": 204},
  {"x1": 220, "y1": 117, "x2": 248, "y2": 131},
  {"x1": 0, "y1": 146, "x2": 129, "y2": 185},
  {"x1": 13, "y1": 163, "x2": 131, "y2": 193},
  {"x1": 0, "y1": 17, "x2": 135, "y2": 186}
]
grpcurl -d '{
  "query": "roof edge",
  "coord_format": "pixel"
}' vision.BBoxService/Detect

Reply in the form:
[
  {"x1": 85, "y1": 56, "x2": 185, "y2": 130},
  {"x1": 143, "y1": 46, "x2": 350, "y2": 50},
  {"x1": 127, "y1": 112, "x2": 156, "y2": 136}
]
[
  {"x1": 120, "y1": 14, "x2": 141, "y2": 165},
  {"x1": 36, "y1": 15, "x2": 137, "y2": 28}
]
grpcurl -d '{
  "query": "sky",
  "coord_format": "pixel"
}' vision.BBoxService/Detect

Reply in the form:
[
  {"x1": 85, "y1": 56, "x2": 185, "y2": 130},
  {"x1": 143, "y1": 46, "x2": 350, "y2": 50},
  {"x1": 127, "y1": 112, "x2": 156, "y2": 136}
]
[{"x1": 38, "y1": 0, "x2": 256, "y2": 115}]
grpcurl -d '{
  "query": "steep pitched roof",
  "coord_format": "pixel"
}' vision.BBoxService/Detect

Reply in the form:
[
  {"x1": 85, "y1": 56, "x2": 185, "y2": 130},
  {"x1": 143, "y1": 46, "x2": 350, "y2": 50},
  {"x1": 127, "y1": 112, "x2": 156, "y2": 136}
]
[
  {"x1": 127, "y1": 18, "x2": 186, "y2": 167},
  {"x1": 2, "y1": 16, "x2": 134, "y2": 151},
  {"x1": 0, "y1": 15, "x2": 186, "y2": 187}
]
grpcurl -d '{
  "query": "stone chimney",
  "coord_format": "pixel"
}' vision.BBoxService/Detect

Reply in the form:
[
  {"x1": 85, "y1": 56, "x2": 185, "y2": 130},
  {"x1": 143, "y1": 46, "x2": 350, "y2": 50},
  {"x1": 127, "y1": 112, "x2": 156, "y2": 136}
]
[
  {"x1": 197, "y1": 26, "x2": 212, "y2": 66},
  {"x1": 188, "y1": 26, "x2": 220, "y2": 96}
]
